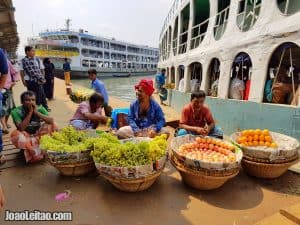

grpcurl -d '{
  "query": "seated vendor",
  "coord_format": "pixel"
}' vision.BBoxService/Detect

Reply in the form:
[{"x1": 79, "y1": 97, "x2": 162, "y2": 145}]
[
  {"x1": 116, "y1": 79, "x2": 169, "y2": 139},
  {"x1": 70, "y1": 93, "x2": 108, "y2": 130},
  {"x1": 177, "y1": 91, "x2": 223, "y2": 139},
  {"x1": 10, "y1": 91, "x2": 57, "y2": 163}
]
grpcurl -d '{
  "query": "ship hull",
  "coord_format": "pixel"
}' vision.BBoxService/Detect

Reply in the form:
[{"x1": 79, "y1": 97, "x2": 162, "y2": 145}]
[
  {"x1": 54, "y1": 69, "x2": 156, "y2": 79},
  {"x1": 168, "y1": 90, "x2": 300, "y2": 140}
]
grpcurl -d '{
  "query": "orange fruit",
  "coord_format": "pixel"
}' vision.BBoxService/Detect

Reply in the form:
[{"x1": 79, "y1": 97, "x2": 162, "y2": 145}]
[
  {"x1": 270, "y1": 143, "x2": 278, "y2": 148},
  {"x1": 244, "y1": 142, "x2": 249, "y2": 146},
  {"x1": 248, "y1": 142, "x2": 253, "y2": 146},
  {"x1": 262, "y1": 129, "x2": 269, "y2": 136},
  {"x1": 242, "y1": 130, "x2": 248, "y2": 137},
  {"x1": 259, "y1": 135, "x2": 265, "y2": 142},
  {"x1": 255, "y1": 129, "x2": 262, "y2": 135},
  {"x1": 247, "y1": 136, "x2": 253, "y2": 142},
  {"x1": 265, "y1": 142, "x2": 271, "y2": 147},
  {"x1": 264, "y1": 135, "x2": 272, "y2": 142},
  {"x1": 252, "y1": 141, "x2": 258, "y2": 146},
  {"x1": 259, "y1": 141, "x2": 265, "y2": 146},
  {"x1": 253, "y1": 135, "x2": 259, "y2": 141},
  {"x1": 249, "y1": 129, "x2": 255, "y2": 136}
]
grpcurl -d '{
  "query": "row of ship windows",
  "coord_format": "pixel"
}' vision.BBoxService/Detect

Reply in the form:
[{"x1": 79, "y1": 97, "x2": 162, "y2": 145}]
[
  {"x1": 44, "y1": 36, "x2": 158, "y2": 56},
  {"x1": 81, "y1": 50, "x2": 158, "y2": 62},
  {"x1": 163, "y1": 42, "x2": 299, "y2": 106},
  {"x1": 81, "y1": 60, "x2": 157, "y2": 69},
  {"x1": 159, "y1": 0, "x2": 300, "y2": 59},
  {"x1": 161, "y1": 0, "x2": 299, "y2": 37}
]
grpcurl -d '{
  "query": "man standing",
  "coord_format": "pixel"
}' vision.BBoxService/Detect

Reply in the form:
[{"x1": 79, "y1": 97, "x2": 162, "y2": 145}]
[
  {"x1": 155, "y1": 69, "x2": 166, "y2": 95},
  {"x1": 178, "y1": 91, "x2": 223, "y2": 139},
  {"x1": 88, "y1": 69, "x2": 111, "y2": 116},
  {"x1": 63, "y1": 58, "x2": 71, "y2": 86},
  {"x1": 0, "y1": 48, "x2": 8, "y2": 164},
  {"x1": 20, "y1": 46, "x2": 49, "y2": 111}
]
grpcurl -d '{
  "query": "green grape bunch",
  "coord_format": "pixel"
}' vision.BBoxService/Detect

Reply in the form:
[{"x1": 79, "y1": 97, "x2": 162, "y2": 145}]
[
  {"x1": 40, "y1": 126, "x2": 92, "y2": 153},
  {"x1": 91, "y1": 133, "x2": 168, "y2": 167}
]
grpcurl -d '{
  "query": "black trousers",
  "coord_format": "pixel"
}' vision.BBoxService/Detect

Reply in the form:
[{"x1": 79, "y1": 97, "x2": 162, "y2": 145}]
[{"x1": 27, "y1": 81, "x2": 48, "y2": 109}]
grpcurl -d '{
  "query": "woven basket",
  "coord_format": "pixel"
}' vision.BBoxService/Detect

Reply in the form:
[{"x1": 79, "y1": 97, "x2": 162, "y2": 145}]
[
  {"x1": 243, "y1": 154, "x2": 299, "y2": 164},
  {"x1": 100, "y1": 170, "x2": 163, "y2": 192},
  {"x1": 170, "y1": 155, "x2": 239, "y2": 190},
  {"x1": 50, "y1": 161, "x2": 96, "y2": 176},
  {"x1": 241, "y1": 158, "x2": 299, "y2": 179}
]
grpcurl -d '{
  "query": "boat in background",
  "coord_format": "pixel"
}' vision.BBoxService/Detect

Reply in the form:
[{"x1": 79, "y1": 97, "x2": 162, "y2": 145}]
[
  {"x1": 27, "y1": 19, "x2": 159, "y2": 78},
  {"x1": 112, "y1": 73, "x2": 131, "y2": 78}
]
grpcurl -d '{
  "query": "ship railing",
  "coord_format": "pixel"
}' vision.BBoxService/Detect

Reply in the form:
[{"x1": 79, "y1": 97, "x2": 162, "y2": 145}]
[
  {"x1": 214, "y1": 6, "x2": 230, "y2": 40},
  {"x1": 237, "y1": 0, "x2": 262, "y2": 32},
  {"x1": 172, "y1": 38, "x2": 178, "y2": 56},
  {"x1": 190, "y1": 18, "x2": 209, "y2": 50},
  {"x1": 178, "y1": 30, "x2": 188, "y2": 54}
]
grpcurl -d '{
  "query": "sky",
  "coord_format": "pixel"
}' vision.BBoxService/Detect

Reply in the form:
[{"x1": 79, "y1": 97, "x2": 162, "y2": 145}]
[{"x1": 13, "y1": 0, "x2": 173, "y2": 55}]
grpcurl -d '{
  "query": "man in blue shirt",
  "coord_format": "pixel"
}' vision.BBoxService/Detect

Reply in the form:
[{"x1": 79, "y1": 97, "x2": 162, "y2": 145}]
[
  {"x1": 155, "y1": 69, "x2": 166, "y2": 91},
  {"x1": 0, "y1": 48, "x2": 8, "y2": 164},
  {"x1": 88, "y1": 69, "x2": 112, "y2": 116},
  {"x1": 116, "y1": 79, "x2": 169, "y2": 139}
]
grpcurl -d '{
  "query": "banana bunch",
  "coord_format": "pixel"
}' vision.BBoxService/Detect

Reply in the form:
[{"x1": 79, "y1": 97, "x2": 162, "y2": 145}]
[{"x1": 70, "y1": 88, "x2": 94, "y2": 104}]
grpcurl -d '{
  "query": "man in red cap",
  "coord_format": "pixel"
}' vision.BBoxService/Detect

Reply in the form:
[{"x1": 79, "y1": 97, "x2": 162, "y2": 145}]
[{"x1": 116, "y1": 79, "x2": 169, "y2": 139}]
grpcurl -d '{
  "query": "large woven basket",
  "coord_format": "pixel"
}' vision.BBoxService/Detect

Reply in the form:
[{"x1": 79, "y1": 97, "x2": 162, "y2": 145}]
[
  {"x1": 46, "y1": 150, "x2": 95, "y2": 176},
  {"x1": 241, "y1": 157, "x2": 299, "y2": 179},
  {"x1": 50, "y1": 161, "x2": 96, "y2": 176},
  {"x1": 170, "y1": 154, "x2": 239, "y2": 190},
  {"x1": 100, "y1": 169, "x2": 163, "y2": 192}
]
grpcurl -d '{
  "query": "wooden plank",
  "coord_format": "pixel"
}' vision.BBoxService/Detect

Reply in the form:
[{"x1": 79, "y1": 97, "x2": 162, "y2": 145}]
[
  {"x1": 2, "y1": 148, "x2": 21, "y2": 155},
  {"x1": 1, "y1": 152, "x2": 23, "y2": 161},
  {"x1": 3, "y1": 144, "x2": 16, "y2": 151}
]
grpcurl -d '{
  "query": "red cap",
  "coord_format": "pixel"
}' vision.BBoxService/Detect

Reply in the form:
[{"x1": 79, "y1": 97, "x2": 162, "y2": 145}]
[{"x1": 135, "y1": 79, "x2": 155, "y2": 96}]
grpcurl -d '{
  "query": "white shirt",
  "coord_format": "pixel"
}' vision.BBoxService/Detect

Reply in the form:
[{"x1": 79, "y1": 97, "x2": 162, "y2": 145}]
[
  {"x1": 178, "y1": 78, "x2": 185, "y2": 92},
  {"x1": 229, "y1": 78, "x2": 245, "y2": 100}
]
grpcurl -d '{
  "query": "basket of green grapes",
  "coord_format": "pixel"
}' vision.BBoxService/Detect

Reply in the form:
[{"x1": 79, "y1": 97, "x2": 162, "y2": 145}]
[
  {"x1": 40, "y1": 126, "x2": 98, "y2": 176},
  {"x1": 91, "y1": 133, "x2": 168, "y2": 192}
]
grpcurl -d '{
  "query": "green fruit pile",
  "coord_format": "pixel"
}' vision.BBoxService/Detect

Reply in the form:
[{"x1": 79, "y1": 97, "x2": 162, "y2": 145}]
[
  {"x1": 91, "y1": 133, "x2": 168, "y2": 167},
  {"x1": 70, "y1": 88, "x2": 94, "y2": 103},
  {"x1": 40, "y1": 126, "x2": 95, "y2": 152}
]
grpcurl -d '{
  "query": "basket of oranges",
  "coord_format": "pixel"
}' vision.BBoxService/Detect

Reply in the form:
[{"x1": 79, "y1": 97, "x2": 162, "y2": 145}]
[
  {"x1": 170, "y1": 135, "x2": 242, "y2": 190},
  {"x1": 231, "y1": 129, "x2": 299, "y2": 179}
]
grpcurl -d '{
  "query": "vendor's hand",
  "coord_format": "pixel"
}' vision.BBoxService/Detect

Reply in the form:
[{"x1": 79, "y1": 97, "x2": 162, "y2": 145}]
[
  {"x1": 134, "y1": 131, "x2": 143, "y2": 137},
  {"x1": 195, "y1": 127, "x2": 207, "y2": 136},
  {"x1": 148, "y1": 129, "x2": 157, "y2": 138},
  {"x1": 0, "y1": 185, "x2": 5, "y2": 210}
]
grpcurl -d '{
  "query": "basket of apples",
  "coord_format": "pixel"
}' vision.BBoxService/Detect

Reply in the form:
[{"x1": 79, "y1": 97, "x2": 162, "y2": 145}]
[{"x1": 170, "y1": 135, "x2": 242, "y2": 190}]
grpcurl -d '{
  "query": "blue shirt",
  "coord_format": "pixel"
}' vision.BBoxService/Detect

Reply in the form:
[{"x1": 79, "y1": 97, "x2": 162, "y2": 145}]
[
  {"x1": 155, "y1": 73, "x2": 166, "y2": 87},
  {"x1": 91, "y1": 79, "x2": 109, "y2": 104},
  {"x1": 0, "y1": 48, "x2": 8, "y2": 75},
  {"x1": 63, "y1": 62, "x2": 71, "y2": 72},
  {"x1": 128, "y1": 99, "x2": 166, "y2": 133}
]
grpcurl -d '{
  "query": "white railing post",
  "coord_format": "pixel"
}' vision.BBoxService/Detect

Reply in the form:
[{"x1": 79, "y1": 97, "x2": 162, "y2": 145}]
[
  {"x1": 177, "y1": 12, "x2": 182, "y2": 55},
  {"x1": 186, "y1": 0, "x2": 194, "y2": 51},
  {"x1": 184, "y1": 65, "x2": 191, "y2": 93}
]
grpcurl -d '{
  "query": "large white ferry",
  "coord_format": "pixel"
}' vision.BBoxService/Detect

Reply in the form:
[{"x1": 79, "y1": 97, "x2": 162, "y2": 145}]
[
  {"x1": 158, "y1": 0, "x2": 300, "y2": 139},
  {"x1": 28, "y1": 19, "x2": 159, "y2": 78}
]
